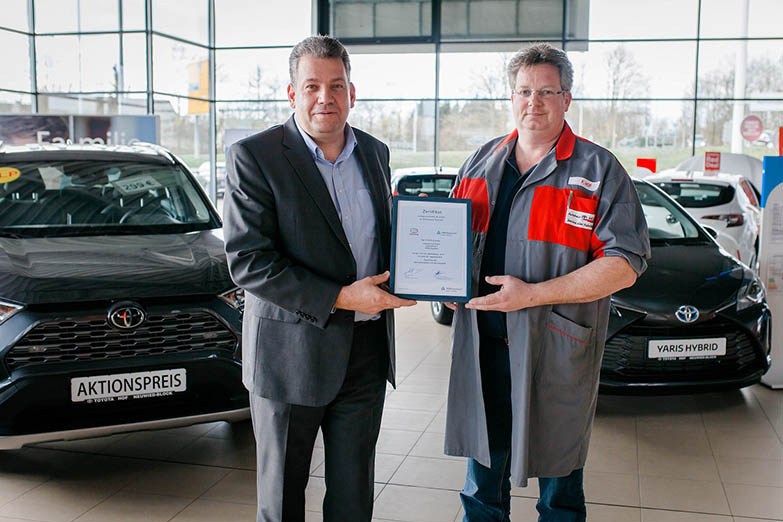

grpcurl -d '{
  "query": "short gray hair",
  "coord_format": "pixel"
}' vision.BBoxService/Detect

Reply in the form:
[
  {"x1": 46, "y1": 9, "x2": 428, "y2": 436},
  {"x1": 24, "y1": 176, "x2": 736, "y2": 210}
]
[
  {"x1": 507, "y1": 43, "x2": 573, "y2": 92},
  {"x1": 289, "y1": 35, "x2": 351, "y2": 85}
]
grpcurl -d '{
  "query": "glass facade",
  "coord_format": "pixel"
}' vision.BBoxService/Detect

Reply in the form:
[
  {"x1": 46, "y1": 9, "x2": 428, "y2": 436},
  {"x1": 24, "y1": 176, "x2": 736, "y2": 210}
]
[{"x1": 1, "y1": 0, "x2": 782, "y2": 202}]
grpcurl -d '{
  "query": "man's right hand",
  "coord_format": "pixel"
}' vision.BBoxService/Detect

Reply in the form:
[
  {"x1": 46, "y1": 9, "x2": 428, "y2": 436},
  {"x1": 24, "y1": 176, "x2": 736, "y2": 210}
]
[
  {"x1": 444, "y1": 302, "x2": 457, "y2": 310},
  {"x1": 335, "y1": 271, "x2": 416, "y2": 315}
]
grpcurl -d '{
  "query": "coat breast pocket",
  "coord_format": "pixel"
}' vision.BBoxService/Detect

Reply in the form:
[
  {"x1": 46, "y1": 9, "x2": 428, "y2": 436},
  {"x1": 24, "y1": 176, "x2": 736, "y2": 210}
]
[{"x1": 527, "y1": 186, "x2": 598, "y2": 252}]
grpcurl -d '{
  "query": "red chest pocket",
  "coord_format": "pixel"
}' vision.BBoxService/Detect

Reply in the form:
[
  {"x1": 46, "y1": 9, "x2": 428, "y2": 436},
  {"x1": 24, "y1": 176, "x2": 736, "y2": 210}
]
[
  {"x1": 527, "y1": 186, "x2": 599, "y2": 252},
  {"x1": 453, "y1": 178, "x2": 489, "y2": 233}
]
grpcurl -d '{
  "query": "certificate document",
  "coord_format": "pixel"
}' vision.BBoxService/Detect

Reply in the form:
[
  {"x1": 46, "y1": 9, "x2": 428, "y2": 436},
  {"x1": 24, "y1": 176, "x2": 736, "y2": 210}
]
[{"x1": 390, "y1": 196, "x2": 471, "y2": 301}]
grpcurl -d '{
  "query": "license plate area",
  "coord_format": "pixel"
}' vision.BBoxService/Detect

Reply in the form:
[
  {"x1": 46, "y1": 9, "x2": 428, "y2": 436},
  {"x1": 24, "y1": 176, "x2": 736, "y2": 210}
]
[
  {"x1": 71, "y1": 368, "x2": 187, "y2": 403},
  {"x1": 647, "y1": 338, "x2": 727, "y2": 360}
]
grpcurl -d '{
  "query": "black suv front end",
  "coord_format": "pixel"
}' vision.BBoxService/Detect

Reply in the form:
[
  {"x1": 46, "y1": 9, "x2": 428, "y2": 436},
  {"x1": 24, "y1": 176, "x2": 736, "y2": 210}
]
[{"x1": 0, "y1": 144, "x2": 248, "y2": 448}]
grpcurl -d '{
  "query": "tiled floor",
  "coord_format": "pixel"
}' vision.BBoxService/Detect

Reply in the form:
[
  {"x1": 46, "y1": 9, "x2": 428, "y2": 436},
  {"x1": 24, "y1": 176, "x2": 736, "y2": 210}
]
[{"x1": 1, "y1": 302, "x2": 781, "y2": 522}]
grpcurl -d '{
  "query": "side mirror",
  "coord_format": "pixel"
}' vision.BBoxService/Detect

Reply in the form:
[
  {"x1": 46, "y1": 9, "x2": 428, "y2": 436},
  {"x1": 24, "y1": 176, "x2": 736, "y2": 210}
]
[{"x1": 703, "y1": 225, "x2": 719, "y2": 239}]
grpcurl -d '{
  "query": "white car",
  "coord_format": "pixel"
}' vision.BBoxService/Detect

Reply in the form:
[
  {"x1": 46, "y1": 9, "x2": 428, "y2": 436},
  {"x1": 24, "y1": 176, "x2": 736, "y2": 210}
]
[
  {"x1": 391, "y1": 166, "x2": 459, "y2": 198},
  {"x1": 646, "y1": 170, "x2": 761, "y2": 268},
  {"x1": 675, "y1": 152, "x2": 763, "y2": 194}
]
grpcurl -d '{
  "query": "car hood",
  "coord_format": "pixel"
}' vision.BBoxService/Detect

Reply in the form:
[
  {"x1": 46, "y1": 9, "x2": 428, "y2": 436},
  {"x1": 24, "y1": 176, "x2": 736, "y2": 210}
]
[
  {"x1": 612, "y1": 243, "x2": 744, "y2": 324},
  {"x1": 0, "y1": 230, "x2": 233, "y2": 304}
]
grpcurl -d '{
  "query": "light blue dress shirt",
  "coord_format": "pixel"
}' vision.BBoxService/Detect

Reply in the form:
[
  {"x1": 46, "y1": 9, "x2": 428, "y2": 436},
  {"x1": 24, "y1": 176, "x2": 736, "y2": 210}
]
[{"x1": 294, "y1": 117, "x2": 380, "y2": 322}]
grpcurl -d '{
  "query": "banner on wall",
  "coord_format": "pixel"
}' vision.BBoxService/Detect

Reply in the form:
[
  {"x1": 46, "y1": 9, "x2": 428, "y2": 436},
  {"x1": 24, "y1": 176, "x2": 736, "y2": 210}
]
[
  {"x1": 758, "y1": 156, "x2": 783, "y2": 388},
  {"x1": 0, "y1": 114, "x2": 159, "y2": 146},
  {"x1": 188, "y1": 60, "x2": 210, "y2": 115}
]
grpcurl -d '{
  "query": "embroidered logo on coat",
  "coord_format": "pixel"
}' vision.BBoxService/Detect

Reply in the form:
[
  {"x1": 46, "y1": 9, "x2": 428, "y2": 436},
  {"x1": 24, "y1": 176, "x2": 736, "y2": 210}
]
[{"x1": 568, "y1": 177, "x2": 600, "y2": 191}]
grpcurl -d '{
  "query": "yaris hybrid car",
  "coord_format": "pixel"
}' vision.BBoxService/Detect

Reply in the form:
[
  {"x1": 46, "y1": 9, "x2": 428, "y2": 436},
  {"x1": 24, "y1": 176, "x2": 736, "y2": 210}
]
[
  {"x1": 0, "y1": 143, "x2": 248, "y2": 449},
  {"x1": 603, "y1": 180, "x2": 770, "y2": 393}
]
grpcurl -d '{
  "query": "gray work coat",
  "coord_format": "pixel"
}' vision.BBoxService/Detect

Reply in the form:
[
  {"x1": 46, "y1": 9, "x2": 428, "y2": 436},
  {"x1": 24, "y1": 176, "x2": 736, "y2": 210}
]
[{"x1": 444, "y1": 123, "x2": 651, "y2": 486}]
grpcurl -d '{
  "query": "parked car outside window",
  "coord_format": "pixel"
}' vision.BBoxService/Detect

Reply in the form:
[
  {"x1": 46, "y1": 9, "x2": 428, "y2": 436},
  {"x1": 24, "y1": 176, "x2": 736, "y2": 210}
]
[
  {"x1": 0, "y1": 143, "x2": 248, "y2": 449},
  {"x1": 195, "y1": 160, "x2": 226, "y2": 200}
]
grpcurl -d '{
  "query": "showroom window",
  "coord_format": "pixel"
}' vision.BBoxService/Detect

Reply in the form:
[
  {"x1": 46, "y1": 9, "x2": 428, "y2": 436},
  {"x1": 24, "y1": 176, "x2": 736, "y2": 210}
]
[{"x1": 1, "y1": 0, "x2": 782, "y2": 201}]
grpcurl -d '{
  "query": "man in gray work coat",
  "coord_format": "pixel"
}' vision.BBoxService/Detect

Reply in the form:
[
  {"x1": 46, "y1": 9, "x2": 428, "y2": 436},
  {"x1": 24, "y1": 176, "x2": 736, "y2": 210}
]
[
  {"x1": 444, "y1": 44, "x2": 651, "y2": 521},
  {"x1": 223, "y1": 36, "x2": 415, "y2": 522}
]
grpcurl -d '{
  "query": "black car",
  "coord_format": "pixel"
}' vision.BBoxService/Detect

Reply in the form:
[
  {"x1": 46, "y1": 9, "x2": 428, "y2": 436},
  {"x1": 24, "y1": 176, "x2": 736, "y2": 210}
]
[
  {"x1": 0, "y1": 143, "x2": 248, "y2": 449},
  {"x1": 602, "y1": 180, "x2": 770, "y2": 393},
  {"x1": 424, "y1": 171, "x2": 770, "y2": 392}
]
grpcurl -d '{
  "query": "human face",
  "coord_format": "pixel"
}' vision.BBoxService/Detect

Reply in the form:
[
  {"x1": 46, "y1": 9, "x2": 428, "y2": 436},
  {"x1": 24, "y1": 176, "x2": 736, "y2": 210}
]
[
  {"x1": 287, "y1": 55, "x2": 355, "y2": 145},
  {"x1": 511, "y1": 64, "x2": 571, "y2": 139}
]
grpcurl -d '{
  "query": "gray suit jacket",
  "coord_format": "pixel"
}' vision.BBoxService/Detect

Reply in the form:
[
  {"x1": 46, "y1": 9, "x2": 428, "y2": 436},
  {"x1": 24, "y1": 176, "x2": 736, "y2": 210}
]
[{"x1": 223, "y1": 116, "x2": 395, "y2": 407}]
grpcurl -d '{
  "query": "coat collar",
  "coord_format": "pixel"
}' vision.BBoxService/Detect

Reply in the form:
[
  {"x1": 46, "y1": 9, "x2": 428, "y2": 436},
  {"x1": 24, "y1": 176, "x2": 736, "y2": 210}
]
[
  {"x1": 492, "y1": 122, "x2": 576, "y2": 160},
  {"x1": 490, "y1": 122, "x2": 577, "y2": 189}
]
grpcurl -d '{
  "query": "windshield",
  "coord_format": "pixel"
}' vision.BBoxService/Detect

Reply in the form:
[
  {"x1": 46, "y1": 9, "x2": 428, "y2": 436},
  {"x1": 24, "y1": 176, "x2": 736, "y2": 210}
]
[
  {"x1": 653, "y1": 181, "x2": 735, "y2": 208},
  {"x1": 634, "y1": 181, "x2": 706, "y2": 243},
  {"x1": 0, "y1": 159, "x2": 219, "y2": 237}
]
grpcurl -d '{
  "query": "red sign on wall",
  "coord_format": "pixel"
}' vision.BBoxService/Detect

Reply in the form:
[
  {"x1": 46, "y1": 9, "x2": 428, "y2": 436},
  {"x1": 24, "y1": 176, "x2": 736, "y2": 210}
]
[
  {"x1": 740, "y1": 115, "x2": 763, "y2": 142},
  {"x1": 705, "y1": 151, "x2": 721, "y2": 172}
]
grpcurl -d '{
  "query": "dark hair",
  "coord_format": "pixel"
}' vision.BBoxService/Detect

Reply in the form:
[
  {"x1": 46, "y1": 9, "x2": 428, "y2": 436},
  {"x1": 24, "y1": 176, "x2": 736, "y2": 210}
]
[
  {"x1": 289, "y1": 35, "x2": 351, "y2": 85},
  {"x1": 507, "y1": 43, "x2": 573, "y2": 92}
]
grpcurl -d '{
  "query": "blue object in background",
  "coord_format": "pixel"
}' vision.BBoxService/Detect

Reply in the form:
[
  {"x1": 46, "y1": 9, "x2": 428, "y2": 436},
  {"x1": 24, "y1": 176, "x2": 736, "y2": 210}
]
[{"x1": 761, "y1": 156, "x2": 783, "y2": 208}]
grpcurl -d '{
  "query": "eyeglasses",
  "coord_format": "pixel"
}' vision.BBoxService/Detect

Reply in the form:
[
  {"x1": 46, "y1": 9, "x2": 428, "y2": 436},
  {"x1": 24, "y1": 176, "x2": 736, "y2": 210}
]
[{"x1": 512, "y1": 88, "x2": 568, "y2": 99}]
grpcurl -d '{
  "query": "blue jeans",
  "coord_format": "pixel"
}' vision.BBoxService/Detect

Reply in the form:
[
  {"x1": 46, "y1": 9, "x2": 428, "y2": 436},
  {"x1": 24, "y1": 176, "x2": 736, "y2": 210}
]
[{"x1": 460, "y1": 337, "x2": 586, "y2": 522}]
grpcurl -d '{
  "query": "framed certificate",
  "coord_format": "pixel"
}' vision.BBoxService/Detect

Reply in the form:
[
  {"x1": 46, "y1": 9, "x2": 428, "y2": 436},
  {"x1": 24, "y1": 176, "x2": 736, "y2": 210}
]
[{"x1": 390, "y1": 196, "x2": 472, "y2": 302}]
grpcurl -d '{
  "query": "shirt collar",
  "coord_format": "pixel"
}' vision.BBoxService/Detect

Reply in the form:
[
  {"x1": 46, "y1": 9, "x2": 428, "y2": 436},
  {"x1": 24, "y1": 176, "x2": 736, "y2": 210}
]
[{"x1": 293, "y1": 115, "x2": 357, "y2": 163}]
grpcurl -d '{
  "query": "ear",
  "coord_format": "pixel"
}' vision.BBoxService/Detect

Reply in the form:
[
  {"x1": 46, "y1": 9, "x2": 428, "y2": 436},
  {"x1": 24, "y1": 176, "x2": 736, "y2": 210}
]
[
  {"x1": 563, "y1": 90, "x2": 572, "y2": 112},
  {"x1": 349, "y1": 82, "x2": 356, "y2": 109},
  {"x1": 287, "y1": 84, "x2": 296, "y2": 109}
]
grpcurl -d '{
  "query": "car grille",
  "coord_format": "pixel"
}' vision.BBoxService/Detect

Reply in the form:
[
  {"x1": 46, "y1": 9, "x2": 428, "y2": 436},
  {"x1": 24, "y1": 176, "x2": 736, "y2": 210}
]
[
  {"x1": 5, "y1": 311, "x2": 237, "y2": 371},
  {"x1": 602, "y1": 318, "x2": 761, "y2": 382}
]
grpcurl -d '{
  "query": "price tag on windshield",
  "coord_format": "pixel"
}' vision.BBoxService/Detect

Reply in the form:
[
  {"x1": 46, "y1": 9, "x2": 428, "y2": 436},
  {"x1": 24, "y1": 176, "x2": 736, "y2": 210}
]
[{"x1": 112, "y1": 175, "x2": 162, "y2": 195}]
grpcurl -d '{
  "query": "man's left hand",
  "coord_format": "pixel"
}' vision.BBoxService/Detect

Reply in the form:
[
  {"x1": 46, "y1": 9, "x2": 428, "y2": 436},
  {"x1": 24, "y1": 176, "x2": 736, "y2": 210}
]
[{"x1": 465, "y1": 275, "x2": 538, "y2": 312}]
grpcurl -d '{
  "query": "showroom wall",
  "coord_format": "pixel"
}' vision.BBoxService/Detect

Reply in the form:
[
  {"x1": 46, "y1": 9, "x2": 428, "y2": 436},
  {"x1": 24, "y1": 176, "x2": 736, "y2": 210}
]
[{"x1": 1, "y1": 0, "x2": 782, "y2": 199}]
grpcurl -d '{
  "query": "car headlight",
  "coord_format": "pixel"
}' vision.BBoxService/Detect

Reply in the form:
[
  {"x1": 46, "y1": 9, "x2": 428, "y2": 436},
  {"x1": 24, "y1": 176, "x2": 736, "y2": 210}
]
[
  {"x1": 0, "y1": 299, "x2": 23, "y2": 325},
  {"x1": 737, "y1": 272, "x2": 765, "y2": 311},
  {"x1": 219, "y1": 287, "x2": 245, "y2": 312}
]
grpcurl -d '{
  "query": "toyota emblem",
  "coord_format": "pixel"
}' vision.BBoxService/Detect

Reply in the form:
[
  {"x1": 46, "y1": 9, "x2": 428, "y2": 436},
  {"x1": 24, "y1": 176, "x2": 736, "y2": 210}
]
[
  {"x1": 675, "y1": 305, "x2": 699, "y2": 323},
  {"x1": 108, "y1": 302, "x2": 146, "y2": 329}
]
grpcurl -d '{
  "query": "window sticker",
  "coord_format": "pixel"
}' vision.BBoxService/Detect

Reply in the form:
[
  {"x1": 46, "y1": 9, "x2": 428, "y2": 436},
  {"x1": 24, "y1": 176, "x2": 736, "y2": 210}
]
[
  {"x1": 0, "y1": 167, "x2": 21, "y2": 184},
  {"x1": 112, "y1": 175, "x2": 162, "y2": 195}
]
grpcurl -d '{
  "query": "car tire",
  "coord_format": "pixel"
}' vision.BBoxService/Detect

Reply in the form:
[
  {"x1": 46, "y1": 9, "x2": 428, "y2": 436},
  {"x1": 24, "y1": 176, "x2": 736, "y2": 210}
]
[{"x1": 431, "y1": 301, "x2": 454, "y2": 325}]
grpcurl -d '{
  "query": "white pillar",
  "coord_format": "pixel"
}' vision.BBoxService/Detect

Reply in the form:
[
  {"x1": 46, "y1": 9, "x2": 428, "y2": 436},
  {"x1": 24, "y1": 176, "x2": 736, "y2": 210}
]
[{"x1": 731, "y1": 0, "x2": 750, "y2": 153}]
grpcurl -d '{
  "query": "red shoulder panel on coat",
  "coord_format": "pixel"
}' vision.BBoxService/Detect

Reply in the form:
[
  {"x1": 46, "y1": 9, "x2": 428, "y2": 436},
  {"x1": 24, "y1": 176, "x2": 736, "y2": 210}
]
[{"x1": 453, "y1": 178, "x2": 490, "y2": 233}]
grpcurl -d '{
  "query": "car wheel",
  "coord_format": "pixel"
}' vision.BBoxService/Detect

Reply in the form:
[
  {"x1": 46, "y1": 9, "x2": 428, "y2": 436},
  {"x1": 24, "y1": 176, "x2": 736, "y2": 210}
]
[{"x1": 431, "y1": 301, "x2": 454, "y2": 325}]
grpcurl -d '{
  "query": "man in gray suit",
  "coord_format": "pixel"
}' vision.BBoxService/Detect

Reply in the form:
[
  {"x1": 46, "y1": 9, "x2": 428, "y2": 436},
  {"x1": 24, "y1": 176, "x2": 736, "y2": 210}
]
[{"x1": 222, "y1": 35, "x2": 415, "y2": 522}]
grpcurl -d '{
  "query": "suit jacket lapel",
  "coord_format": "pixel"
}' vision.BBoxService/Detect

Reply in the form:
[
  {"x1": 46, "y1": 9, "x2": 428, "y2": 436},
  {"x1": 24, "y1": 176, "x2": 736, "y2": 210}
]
[
  {"x1": 281, "y1": 117, "x2": 351, "y2": 254},
  {"x1": 354, "y1": 135, "x2": 391, "y2": 270}
]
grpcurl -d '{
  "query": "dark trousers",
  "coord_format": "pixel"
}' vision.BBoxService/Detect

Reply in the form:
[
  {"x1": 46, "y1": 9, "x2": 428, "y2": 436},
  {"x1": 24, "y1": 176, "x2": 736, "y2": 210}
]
[
  {"x1": 460, "y1": 336, "x2": 587, "y2": 522},
  {"x1": 250, "y1": 318, "x2": 389, "y2": 522}
]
